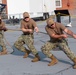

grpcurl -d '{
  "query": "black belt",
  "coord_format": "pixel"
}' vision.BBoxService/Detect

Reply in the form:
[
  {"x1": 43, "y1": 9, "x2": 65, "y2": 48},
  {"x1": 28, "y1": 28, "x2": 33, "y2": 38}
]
[{"x1": 23, "y1": 33, "x2": 33, "y2": 35}]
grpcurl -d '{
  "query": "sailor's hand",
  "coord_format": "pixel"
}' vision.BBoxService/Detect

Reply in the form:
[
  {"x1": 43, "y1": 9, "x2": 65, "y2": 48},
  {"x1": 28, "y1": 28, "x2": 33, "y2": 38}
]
[
  {"x1": 3, "y1": 27, "x2": 8, "y2": 31},
  {"x1": 28, "y1": 29, "x2": 33, "y2": 33},
  {"x1": 73, "y1": 34, "x2": 76, "y2": 39},
  {"x1": 61, "y1": 34, "x2": 68, "y2": 38},
  {"x1": 35, "y1": 27, "x2": 39, "y2": 33}
]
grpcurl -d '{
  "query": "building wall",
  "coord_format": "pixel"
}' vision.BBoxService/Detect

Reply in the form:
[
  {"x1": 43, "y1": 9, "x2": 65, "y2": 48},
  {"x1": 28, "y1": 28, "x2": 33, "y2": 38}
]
[
  {"x1": 56, "y1": 0, "x2": 75, "y2": 10},
  {"x1": 1, "y1": 0, "x2": 76, "y2": 16},
  {"x1": 56, "y1": 0, "x2": 76, "y2": 15}
]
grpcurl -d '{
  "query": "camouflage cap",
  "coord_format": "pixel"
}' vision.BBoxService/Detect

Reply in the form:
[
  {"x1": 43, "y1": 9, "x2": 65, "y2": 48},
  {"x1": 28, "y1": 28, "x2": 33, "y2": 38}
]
[
  {"x1": 23, "y1": 12, "x2": 29, "y2": 18},
  {"x1": 46, "y1": 18, "x2": 54, "y2": 25}
]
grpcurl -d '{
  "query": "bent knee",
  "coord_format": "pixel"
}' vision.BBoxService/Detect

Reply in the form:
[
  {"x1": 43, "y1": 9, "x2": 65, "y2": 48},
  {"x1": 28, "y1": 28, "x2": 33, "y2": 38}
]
[
  {"x1": 41, "y1": 46, "x2": 46, "y2": 53},
  {"x1": 14, "y1": 42, "x2": 19, "y2": 48}
]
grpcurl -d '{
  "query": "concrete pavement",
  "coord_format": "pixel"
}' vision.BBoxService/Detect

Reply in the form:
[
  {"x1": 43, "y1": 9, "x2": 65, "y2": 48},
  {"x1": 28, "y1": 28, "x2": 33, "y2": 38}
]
[{"x1": 0, "y1": 18, "x2": 76, "y2": 75}]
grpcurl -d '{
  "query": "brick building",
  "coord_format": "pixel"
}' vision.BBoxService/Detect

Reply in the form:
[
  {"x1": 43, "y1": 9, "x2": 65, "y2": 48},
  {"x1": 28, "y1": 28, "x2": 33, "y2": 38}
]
[
  {"x1": 56, "y1": 0, "x2": 74, "y2": 10},
  {"x1": 56, "y1": 0, "x2": 76, "y2": 15}
]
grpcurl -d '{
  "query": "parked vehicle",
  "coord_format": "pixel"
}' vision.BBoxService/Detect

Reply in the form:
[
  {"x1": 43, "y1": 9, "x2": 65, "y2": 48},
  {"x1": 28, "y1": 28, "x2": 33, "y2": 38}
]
[{"x1": 7, "y1": 0, "x2": 56, "y2": 20}]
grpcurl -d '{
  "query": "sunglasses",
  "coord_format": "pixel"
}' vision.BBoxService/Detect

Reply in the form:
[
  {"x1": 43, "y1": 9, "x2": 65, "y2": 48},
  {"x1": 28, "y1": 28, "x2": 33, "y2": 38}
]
[
  {"x1": 50, "y1": 24, "x2": 54, "y2": 26},
  {"x1": 49, "y1": 24, "x2": 54, "y2": 26},
  {"x1": 24, "y1": 17, "x2": 29, "y2": 19},
  {"x1": 48, "y1": 24, "x2": 54, "y2": 27}
]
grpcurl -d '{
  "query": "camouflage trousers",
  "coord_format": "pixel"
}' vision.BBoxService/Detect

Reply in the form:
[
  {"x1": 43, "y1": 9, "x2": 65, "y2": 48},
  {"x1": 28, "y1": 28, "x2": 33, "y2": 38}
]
[
  {"x1": 14, "y1": 34, "x2": 38, "y2": 55},
  {"x1": 0, "y1": 33, "x2": 7, "y2": 51},
  {"x1": 41, "y1": 39, "x2": 76, "y2": 61}
]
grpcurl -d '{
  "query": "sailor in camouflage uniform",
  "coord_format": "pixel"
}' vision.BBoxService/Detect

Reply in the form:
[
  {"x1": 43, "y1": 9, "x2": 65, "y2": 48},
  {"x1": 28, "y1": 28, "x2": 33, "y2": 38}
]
[
  {"x1": 14, "y1": 12, "x2": 40, "y2": 62},
  {"x1": 41, "y1": 18, "x2": 76, "y2": 69},
  {"x1": 0, "y1": 16, "x2": 8, "y2": 55}
]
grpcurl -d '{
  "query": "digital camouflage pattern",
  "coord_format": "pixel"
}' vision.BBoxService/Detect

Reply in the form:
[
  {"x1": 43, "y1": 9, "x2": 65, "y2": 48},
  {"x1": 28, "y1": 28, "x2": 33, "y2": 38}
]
[
  {"x1": 14, "y1": 34, "x2": 38, "y2": 55},
  {"x1": 0, "y1": 32, "x2": 7, "y2": 51},
  {"x1": 41, "y1": 39, "x2": 76, "y2": 60}
]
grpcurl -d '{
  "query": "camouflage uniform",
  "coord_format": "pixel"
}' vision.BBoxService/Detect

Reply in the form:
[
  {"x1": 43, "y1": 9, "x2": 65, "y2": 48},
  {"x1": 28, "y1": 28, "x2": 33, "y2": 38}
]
[
  {"x1": 14, "y1": 12, "x2": 38, "y2": 56},
  {"x1": 41, "y1": 21, "x2": 76, "y2": 61},
  {"x1": 0, "y1": 20, "x2": 7, "y2": 54},
  {"x1": 14, "y1": 34, "x2": 38, "y2": 55},
  {"x1": 0, "y1": 31, "x2": 7, "y2": 51},
  {"x1": 41, "y1": 39, "x2": 76, "y2": 61}
]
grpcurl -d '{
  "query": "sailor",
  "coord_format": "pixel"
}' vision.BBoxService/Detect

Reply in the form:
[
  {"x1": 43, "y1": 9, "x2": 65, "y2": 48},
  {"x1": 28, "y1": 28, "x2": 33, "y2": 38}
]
[
  {"x1": 41, "y1": 18, "x2": 76, "y2": 69},
  {"x1": 14, "y1": 12, "x2": 40, "y2": 62},
  {"x1": 0, "y1": 16, "x2": 8, "y2": 55}
]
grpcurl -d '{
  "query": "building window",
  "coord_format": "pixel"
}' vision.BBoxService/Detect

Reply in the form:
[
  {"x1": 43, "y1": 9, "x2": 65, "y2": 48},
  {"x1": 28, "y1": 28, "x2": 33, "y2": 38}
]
[
  {"x1": 0, "y1": 0, "x2": 2, "y2": 3},
  {"x1": 55, "y1": 0, "x2": 62, "y2": 8}
]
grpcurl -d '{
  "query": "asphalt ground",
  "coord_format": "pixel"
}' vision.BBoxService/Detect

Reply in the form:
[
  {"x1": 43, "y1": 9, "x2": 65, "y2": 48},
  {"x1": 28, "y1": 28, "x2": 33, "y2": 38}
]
[{"x1": 0, "y1": 17, "x2": 76, "y2": 75}]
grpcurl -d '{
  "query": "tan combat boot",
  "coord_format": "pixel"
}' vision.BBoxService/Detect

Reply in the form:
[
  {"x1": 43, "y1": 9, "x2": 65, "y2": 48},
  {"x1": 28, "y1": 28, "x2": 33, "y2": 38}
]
[
  {"x1": 23, "y1": 50, "x2": 31, "y2": 58},
  {"x1": 31, "y1": 54, "x2": 40, "y2": 62},
  {"x1": 0, "y1": 50, "x2": 7, "y2": 55},
  {"x1": 72, "y1": 58, "x2": 76, "y2": 69},
  {"x1": 48, "y1": 55, "x2": 58, "y2": 66}
]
